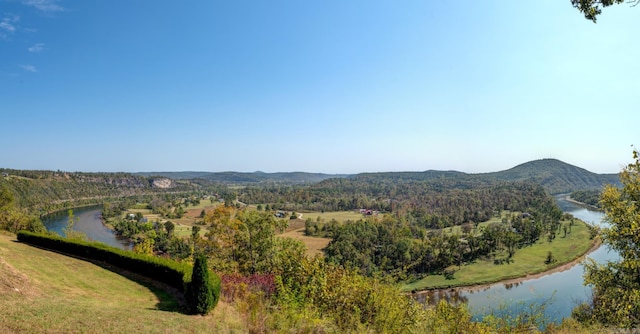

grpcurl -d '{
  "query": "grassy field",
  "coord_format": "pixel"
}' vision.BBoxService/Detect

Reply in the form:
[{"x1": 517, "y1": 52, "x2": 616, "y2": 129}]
[
  {"x1": 0, "y1": 231, "x2": 245, "y2": 333},
  {"x1": 279, "y1": 228, "x2": 331, "y2": 257},
  {"x1": 402, "y1": 219, "x2": 597, "y2": 292},
  {"x1": 276, "y1": 210, "x2": 366, "y2": 257},
  {"x1": 299, "y1": 210, "x2": 368, "y2": 223},
  {"x1": 439, "y1": 212, "x2": 507, "y2": 235}
]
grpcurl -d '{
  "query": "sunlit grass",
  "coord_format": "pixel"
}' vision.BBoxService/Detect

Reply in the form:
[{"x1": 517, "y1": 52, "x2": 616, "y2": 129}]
[
  {"x1": 279, "y1": 228, "x2": 331, "y2": 257},
  {"x1": 0, "y1": 233, "x2": 245, "y2": 333},
  {"x1": 402, "y1": 219, "x2": 596, "y2": 291},
  {"x1": 298, "y1": 210, "x2": 369, "y2": 223}
]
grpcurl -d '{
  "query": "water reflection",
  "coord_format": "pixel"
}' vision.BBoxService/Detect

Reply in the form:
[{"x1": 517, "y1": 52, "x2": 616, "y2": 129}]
[
  {"x1": 42, "y1": 206, "x2": 132, "y2": 250},
  {"x1": 414, "y1": 288, "x2": 469, "y2": 305},
  {"x1": 504, "y1": 281, "x2": 521, "y2": 290}
]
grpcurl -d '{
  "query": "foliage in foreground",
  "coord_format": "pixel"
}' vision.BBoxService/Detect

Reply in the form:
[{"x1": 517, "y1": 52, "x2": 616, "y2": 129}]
[
  {"x1": 571, "y1": 0, "x2": 630, "y2": 23},
  {"x1": 225, "y1": 253, "x2": 489, "y2": 333},
  {"x1": 575, "y1": 150, "x2": 640, "y2": 328},
  {"x1": 228, "y1": 253, "x2": 583, "y2": 333},
  {"x1": 0, "y1": 185, "x2": 46, "y2": 234},
  {"x1": 16, "y1": 231, "x2": 220, "y2": 314}
]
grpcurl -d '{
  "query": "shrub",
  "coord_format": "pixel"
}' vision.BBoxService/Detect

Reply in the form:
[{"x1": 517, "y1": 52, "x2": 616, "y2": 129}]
[
  {"x1": 544, "y1": 251, "x2": 556, "y2": 265},
  {"x1": 187, "y1": 254, "x2": 215, "y2": 315},
  {"x1": 221, "y1": 273, "x2": 276, "y2": 302},
  {"x1": 443, "y1": 268, "x2": 456, "y2": 280}
]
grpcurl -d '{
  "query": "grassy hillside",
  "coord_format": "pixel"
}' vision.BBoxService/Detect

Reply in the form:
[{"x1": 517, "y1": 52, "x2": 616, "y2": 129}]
[{"x1": 0, "y1": 232, "x2": 244, "y2": 333}]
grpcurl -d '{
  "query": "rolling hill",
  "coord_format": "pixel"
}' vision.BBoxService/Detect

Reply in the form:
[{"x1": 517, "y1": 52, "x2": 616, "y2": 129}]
[
  {"x1": 483, "y1": 159, "x2": 620, "y2": 194},
  {"x1": 314, "y1": 159, "x2": 619, "y2": 194}
]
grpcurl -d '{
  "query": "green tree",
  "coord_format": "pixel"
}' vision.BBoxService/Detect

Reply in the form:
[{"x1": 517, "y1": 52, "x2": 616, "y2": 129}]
[
  {"x1": 238, "y1": 210, "x2": 287, "y2": 274},
  {"x1": 571, "y1": 0, "x2": 634, "y2": 23},
  {"x1": 187, "y1": 254, "x2": 215, "y2": 315},
  {"x1": 133, "y1": 238, "x2": 154, "y2": 255},
  {"x1": 577, "y1": 150, "x2": 640, "y2": 327},
  {"x1": 63, "y1": 209, "x2": 86, "y2": 241},
  {"x1": 164, "y1": 221, "x2": 175, "y2": 237},
  {"x1": 0, "y1": 185, "x2": 14, "y2": 212}
]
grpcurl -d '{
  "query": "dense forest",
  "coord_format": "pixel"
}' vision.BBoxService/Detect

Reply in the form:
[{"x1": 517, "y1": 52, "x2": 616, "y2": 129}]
[{"x1": 240, "y1": 178, "x2": 555, "y2": 228}]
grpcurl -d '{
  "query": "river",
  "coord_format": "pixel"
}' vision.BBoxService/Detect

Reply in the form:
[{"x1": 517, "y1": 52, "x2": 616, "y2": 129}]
[
  {"x1": 43, "y1": 197, "x2": 615, "y2": 324},
  {"x1": 415, "y1": 195, "x2": 620, "y2": 325},
  {"x1": 42, "y1": 206, "x2": 132, "y2": 250}
]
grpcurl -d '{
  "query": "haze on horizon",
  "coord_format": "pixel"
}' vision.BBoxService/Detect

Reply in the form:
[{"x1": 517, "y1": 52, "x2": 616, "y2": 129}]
[{"x1": 1, "y1": 1, "x2": 638, "y2": 175}]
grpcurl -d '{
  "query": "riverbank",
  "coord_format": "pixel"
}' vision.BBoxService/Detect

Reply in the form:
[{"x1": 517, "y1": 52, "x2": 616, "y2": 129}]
[
  {"x1": 402, "y1": 219, "x2": 598, "y2": 292},
  {"x1": 40, "y1": 203, "x2": 104, "y2": 218},
  {"x1": 441, "y1": 237, "x2": 602, "y2": 295},
  {"x1": 563, "y1": 196, "x2": 602, "y2": 212}
]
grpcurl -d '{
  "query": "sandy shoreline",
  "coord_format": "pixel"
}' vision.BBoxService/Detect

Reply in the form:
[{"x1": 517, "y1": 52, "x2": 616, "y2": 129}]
[{"x1": 563, "y1": 196, "x2": 602, "y2": 212}]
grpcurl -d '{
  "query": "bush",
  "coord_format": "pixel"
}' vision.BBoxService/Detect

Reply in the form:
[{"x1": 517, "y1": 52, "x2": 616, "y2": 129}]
[
  {"x1": 544, "y1": 251, "x2": 556, "y2": 265},
  {"x1": 221, "y1": 273, "x2": 276, "y2": 302},
  {"x1": 443, "y1": 269, "x2": 456, "y2": 280},
  {"x1": 187, "y1": 254, "x2": 215, "y2": 315}
]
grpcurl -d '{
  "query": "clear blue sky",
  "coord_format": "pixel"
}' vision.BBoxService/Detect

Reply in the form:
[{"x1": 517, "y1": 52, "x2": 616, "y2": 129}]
[{"x1": 1, "y1": 1, "x2": 638, "y2": 174}]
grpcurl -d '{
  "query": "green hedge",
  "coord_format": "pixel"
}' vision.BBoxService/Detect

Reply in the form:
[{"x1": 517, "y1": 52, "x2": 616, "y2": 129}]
[{"x1": 16, "y1": 231, "x2": 219, "y2": 313}]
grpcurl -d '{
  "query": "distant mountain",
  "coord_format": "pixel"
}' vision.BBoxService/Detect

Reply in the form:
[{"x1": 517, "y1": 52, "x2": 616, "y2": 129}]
[
  {"x1": 135, "y1": 159, "x2": 619, "y2": 193},
  {"x1": 314, "y1": 159, "x2": 620, "y2": 194},
  {"x1": 350, "y1": 170, "x2": 469, "y2": 183},
  {"x1": 134, "y1": 171, "x2": 350, "y2": 185},
  {"x1": 481, "y1": 159, "x2": 619, "y2": 194}
]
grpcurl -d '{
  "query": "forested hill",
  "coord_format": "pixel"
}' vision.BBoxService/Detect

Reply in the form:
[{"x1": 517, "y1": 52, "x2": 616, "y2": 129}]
[
  {"x1": 0, "y1": 169, "x2": 205, "y2": 214},
  {"x1": 327, "y1": 159, "x2": 618, "y2": 194},
  {"x1": 482, "y1": 159, "x2": 620, "y2": 194},
  {"x1": 134, "y1": 171, "x2": 349, "y2": 184}
]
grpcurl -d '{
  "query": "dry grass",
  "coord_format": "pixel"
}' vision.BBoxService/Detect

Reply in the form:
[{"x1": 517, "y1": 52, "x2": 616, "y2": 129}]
[
  {"x1": 300, "y1": 210, "x2": 368, "y2": 223},
  {"x1": 279, "y1": 228, "x2": 331, "y2": 257}
]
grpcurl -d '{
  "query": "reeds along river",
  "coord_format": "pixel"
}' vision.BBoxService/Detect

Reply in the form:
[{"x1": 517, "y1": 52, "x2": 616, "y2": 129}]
[
  {"x1": 414, "y1": 195, "x2": 620, "y2": 325},
  {"x1": 42, "y1": 205, "x2": 132, "y2": 250}
]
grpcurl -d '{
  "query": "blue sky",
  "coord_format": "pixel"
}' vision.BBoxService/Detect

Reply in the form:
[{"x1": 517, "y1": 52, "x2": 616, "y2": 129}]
[{"x1": 1, "y1": 1, "x2": 638, "y2": 174}]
